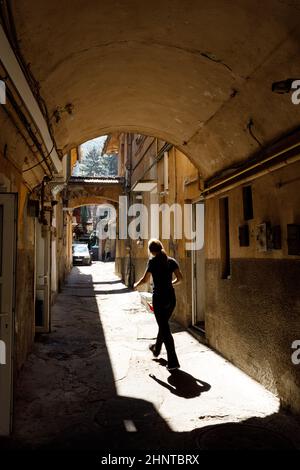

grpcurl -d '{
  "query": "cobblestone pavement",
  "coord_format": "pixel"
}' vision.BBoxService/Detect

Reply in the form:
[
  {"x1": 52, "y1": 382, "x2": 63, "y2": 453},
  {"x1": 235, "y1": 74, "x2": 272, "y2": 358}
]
[{"x1": 6, "y1": 262, "x2": 300, "y2": 450}]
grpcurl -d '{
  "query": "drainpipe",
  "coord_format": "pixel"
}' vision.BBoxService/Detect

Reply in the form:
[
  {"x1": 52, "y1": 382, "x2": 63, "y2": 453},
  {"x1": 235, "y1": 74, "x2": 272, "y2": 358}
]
[
  {"x1": 164, "y1": 151, "x2": 169, "y2": 192},
  {"x1": 126, "y1": 134, "x2": 134, "y2": 287}
]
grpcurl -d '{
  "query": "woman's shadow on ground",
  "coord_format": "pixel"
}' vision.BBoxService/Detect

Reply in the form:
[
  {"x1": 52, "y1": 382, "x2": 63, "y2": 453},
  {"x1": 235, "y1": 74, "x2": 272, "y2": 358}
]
[{"x1": 150, "y1": 359, "x2": 211, "y2": 398}]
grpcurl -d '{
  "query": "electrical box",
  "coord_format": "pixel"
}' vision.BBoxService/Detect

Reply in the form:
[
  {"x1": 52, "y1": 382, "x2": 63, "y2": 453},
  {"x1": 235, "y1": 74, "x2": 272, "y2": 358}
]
[
  {"x1": 256, "y1": 222, "x2": 272, "y2": 252},
  {"x1": 287, "y1": 224, "x2": 300, "y2": 255},
  {"x1": 239, "y1": 224, "x2": 250, "y2": 247}
]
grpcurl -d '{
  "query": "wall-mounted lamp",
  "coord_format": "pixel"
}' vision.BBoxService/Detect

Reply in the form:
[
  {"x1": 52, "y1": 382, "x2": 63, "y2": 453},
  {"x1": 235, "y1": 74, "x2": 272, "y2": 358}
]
[{"x1": 271, "y1": 79, "x2": 299, "y2": 94}]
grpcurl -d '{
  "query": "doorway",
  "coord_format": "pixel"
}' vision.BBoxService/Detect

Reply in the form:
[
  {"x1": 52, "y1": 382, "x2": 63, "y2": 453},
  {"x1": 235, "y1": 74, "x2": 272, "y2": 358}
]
[
  {"x1": 191, "y1": 201, "x2": 205, "y2": 334},
  {"x1": 0, "y1": 193, "x2": 17, "y2": 436},
  {"x1": 35, "y1": 221, "x2": 51, "y2": 333}
]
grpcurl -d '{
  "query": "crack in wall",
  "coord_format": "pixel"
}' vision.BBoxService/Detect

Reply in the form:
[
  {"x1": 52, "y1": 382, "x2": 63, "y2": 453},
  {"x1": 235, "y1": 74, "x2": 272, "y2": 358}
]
[
  {"x1": 200, "y1": 52, "x2": 233, "y2": 72},
  {"x1": 183, "y1": 87, "x2": 239, "y2": 147},
  {"x1": 45, "y1": 39, "x2": 240, "y2": 80}
]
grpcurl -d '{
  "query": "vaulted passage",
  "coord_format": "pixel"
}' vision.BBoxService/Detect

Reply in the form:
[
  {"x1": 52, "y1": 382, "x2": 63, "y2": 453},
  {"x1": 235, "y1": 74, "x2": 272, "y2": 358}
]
[
  {"x1": 4, "y1": 0, "x2": 300, "y2": 176},
  {"x1": 1, "y1": 0, "x2": 300, "y2": 450}
]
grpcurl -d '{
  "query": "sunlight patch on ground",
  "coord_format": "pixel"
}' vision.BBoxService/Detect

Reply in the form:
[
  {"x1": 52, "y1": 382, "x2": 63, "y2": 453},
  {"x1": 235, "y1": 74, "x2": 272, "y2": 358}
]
[{"x1": 87, "y1": 263, "x2": 280, "y2": 434}]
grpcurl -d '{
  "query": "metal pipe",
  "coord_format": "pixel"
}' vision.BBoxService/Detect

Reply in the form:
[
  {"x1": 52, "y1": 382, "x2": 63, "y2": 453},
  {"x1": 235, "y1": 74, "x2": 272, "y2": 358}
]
[
  {"x1": 204, "y1": 152, "x2": 300, "y2": 200},
  {"x1": 5, "y1": 86, "x2": 53, "y2": 175},
  {"x1": 163, "y1": 151, "x2": 169, "y2": 192},
  {"x1": 202, "y1": 140, "x2": 300, "y2": 196}
]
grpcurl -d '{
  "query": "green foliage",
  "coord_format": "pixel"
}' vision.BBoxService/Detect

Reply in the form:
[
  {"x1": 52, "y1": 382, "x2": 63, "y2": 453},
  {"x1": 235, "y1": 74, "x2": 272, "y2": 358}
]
[{"x1": 78, "y1": 145, "x2": 118, "y2": 177}]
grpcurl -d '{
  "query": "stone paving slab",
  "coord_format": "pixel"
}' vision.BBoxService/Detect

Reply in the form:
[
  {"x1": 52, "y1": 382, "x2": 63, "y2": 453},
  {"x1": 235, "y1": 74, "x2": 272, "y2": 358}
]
[{"x1": 5, "y1": 262, "x2": 300, "y2": 451}]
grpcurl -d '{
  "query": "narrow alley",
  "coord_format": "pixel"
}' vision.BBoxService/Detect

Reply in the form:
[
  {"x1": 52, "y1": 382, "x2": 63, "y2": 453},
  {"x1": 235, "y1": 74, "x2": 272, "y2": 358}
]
[
  {"x1": 1, "y1": 1, "x2": 300, "y2": 454},
  {"x1": 8, "y1": 263, "x2": 300, "y2": 451}
]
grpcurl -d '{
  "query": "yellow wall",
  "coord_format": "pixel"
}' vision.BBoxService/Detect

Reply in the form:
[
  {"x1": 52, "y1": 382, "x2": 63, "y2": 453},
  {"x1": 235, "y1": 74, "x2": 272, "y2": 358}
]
[
  {"x1": 117, "y1": 136, "x2": 202, "y2": 327},
  {"x1": 70, "y1": 147, "x2": 79, "y2": 173},
  {"x1": 205, "y1": 159, "x2": 300, "y2": 414}
]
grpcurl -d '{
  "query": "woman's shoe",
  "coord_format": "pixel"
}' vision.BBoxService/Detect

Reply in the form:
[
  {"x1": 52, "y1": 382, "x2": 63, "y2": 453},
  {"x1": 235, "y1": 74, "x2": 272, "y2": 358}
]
[{"x1": 149, "y1": 344, "x2": 159, "y2": 357}]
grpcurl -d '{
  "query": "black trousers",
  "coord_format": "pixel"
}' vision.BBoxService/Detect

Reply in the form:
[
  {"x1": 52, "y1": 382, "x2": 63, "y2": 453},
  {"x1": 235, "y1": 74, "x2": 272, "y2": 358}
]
[{"x1": 152, "y1": 292, "x2": 180, "y2": 368}]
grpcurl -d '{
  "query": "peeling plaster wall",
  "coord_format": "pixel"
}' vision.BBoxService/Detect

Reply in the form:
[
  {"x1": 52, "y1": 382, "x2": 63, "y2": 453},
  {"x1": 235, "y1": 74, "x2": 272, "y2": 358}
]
[
  {"x1": 15, "y1": 188, "x2": 35, "y2": 371},
  {"x1": 0, "y1": 148, "x2": 36, "y2": 372},
  {"x1": 0, "y1": 113, "x2": 50, "y2": 373},
  {"x1": 205, "y1": 160, "x2": 300, "y2": 414}
]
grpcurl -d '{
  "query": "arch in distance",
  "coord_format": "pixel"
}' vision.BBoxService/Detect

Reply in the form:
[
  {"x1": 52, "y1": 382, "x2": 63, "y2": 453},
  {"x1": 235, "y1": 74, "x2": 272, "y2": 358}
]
[
  {"x1": 67, "y1": 197, "x2": 119, "y2": 210},
  {"x1": 12, "y1": 0, "x2": 300, "y2": 179}
]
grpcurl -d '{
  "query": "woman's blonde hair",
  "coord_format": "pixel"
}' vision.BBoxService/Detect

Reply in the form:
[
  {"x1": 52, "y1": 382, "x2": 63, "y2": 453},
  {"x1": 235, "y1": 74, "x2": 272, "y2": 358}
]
[{"x1": 148, "y1": 239, "x2": 167, "y2": 259}]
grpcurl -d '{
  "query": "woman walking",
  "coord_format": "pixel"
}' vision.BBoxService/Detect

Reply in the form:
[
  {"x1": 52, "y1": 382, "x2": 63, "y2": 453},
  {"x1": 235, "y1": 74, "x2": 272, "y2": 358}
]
[{"x1": 134, "y1": 239, "x2": 183, "y2": 371}]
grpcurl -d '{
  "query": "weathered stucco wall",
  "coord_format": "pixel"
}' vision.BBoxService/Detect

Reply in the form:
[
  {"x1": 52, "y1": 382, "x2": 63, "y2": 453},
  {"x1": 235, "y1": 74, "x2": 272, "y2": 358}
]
[
  {"x1": 0, "y1": 96, "x2": 51, "y2": 374},
  {"x1": 205, "y1": 160, "x2": 300, "y2": 413},
  {"x1": 15, "y1": 185, "x2": 35, "y2": 371},
  {"x1": 0, "y1": 152, "x2": 36, "y2": 372}
]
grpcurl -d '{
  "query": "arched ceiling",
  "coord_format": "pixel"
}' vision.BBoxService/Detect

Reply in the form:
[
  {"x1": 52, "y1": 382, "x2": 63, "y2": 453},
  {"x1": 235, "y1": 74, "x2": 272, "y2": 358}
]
[{"x1": 12, "y1": 0, "x2": 300, "y2": 178}]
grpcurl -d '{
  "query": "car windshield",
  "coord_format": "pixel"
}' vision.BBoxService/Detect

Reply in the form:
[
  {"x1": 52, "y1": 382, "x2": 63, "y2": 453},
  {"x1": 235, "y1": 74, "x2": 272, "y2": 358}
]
[{"x1": 73, "y1": 245, "x2": 89, "y2": 255}]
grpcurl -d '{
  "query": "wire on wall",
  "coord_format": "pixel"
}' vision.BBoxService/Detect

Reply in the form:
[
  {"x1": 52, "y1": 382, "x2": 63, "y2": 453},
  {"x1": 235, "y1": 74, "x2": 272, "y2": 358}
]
[
  {"x1": 22, "y1": 145, "x2": 54, "y2": 173},
  {"x1": 247, "y1": 118, "x2": 263, "y2": 148}
]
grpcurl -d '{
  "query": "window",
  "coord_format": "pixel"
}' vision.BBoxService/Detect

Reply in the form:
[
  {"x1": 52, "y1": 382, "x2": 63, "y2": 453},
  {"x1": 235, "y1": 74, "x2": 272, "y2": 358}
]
[
  {"x1": 219, "y1": 197, "x2": 231, "y2": 279},
  {"x1": 243, "y1": 185, "x2": 253, "y2": 220}
]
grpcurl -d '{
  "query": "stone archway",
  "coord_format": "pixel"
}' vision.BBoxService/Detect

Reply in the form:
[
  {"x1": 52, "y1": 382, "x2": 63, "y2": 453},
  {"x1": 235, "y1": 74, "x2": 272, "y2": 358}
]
[
  {"x1": 10, "y1": 0, "x2": 300, "y2": 180},
  {"x1": 68, "y1": 197, "x2": 119, "y2": 210}
]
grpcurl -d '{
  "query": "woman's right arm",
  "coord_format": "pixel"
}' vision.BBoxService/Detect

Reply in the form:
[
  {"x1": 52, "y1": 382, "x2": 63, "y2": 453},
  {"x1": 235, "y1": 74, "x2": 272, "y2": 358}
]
[{"x1": 133, "y1": 270, "x2": 151, "y2": 290}]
